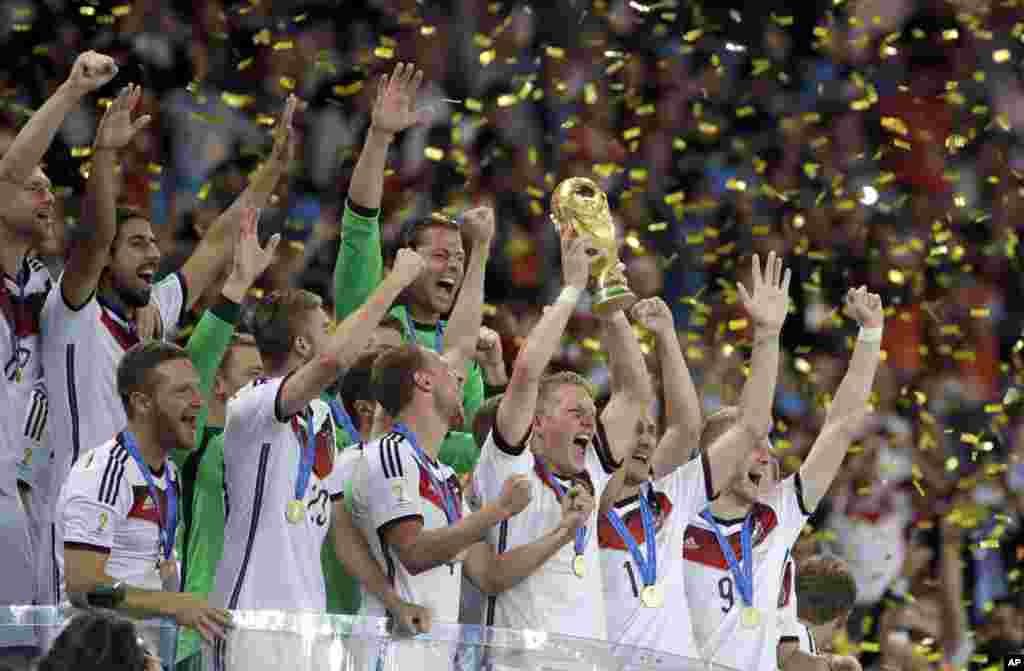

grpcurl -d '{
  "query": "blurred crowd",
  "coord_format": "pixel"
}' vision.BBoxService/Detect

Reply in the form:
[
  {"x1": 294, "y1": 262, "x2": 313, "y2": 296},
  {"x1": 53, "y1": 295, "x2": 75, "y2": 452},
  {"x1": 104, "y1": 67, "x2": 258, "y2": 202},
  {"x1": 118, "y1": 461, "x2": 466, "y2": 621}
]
[{"x1": 3, "y1": 0, "x2": 1024, "y2": 667}]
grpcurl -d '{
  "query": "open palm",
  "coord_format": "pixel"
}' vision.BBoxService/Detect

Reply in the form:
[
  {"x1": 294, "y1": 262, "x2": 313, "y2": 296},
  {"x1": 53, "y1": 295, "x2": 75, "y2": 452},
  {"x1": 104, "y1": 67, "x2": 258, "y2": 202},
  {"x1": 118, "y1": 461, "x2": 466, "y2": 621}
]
[
  {"x1": 371, "y1": 62, "x2": 430, "y2": 136},
  {"x1": 737, "y1": 251, "x2": 791, "y2": 332},
  {"x1": 95, "y1": 84, "x2": 151, "y2": 150}
]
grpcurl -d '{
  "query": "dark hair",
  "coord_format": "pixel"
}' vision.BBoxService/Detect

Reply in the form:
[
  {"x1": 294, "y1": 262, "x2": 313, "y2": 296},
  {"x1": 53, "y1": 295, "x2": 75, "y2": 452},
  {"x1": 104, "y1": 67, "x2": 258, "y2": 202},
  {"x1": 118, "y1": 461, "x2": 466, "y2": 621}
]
[
  {"x1": 397, "y1": 212, "x2": 461, "y2": 252},
  {"x1": 795, "y1": 555, "x2": 858, "y2": 625},
  {"x1": 117, "y1": 341, "x2": 191, "y2": 417},
  {"x1": 340, "y1": 348, "x2": 385, "y2": 409},
  {"x1": 371, "y1": 344, "x2": 430, "y2": 416},
  {"x1": 472, "y1": 394, "x2": 504, "y2": 449},
  {"x1": 249, "y1": 289, "x2": 323, "y2": 369},
  {"x1": 37, "y1": 611, "x2": 148, "y2": 671}
]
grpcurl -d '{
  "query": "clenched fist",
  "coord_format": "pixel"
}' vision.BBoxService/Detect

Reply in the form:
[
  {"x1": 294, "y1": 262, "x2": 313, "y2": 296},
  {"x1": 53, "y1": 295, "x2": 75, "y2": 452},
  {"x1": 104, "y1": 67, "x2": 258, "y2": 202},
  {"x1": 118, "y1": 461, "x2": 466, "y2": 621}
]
[
  {"x1": 65, "y1": 51, "x2": 118, "y2": 95},
  {"x1": 843, "y1": 286, "x2": 884, "y2": 329},
  {"x1": 497, "y1": 474, "x2": 532, "y2": 519}
]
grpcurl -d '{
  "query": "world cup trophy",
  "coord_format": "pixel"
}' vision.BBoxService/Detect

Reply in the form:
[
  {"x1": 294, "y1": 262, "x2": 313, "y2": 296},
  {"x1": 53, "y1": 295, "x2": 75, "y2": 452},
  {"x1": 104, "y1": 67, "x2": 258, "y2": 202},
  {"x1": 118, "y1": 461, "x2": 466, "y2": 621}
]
[{"x1": 550, "y1": 177, "x2": 637, "y2": 315}]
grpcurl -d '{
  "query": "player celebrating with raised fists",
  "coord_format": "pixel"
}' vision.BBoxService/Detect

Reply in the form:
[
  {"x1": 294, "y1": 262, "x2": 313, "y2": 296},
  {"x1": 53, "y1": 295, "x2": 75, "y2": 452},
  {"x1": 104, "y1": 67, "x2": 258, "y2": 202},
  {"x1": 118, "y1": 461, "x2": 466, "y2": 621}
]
[
  {"x1": 596, "y1": 255, "x2": 788, "y2": 661},
  {"x1": 471, "y1": 223, "x2": 654, "y2": 656},
  {"x1": 682, "y1": 280, "x2": 884, "y2": 671}
]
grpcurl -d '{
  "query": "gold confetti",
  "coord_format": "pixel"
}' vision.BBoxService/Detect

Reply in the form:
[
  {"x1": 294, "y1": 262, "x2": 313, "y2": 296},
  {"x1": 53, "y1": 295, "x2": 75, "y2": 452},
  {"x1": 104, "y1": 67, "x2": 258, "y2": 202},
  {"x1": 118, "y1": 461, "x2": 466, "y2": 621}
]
[
  {"x1": 279, "y1": 77, "x2": 295, "y2": 91},
  {"x1": 79, "y1": 5, "x2": 95, "y2": 15},
  {"x1": 496, "y1": 94, "x2": 517, "y2": 107},
  {"x1": 424, "y1": 147, "x2": 445, "y2": 161},
  {"x1": 70, "y1": 147, "x2": 92, "y2": 158},
  {"x1": 253, "y1": 29, "x2": 271, "y2": 45},
  {"x1": 728, "y1": 318, "x2": 749, "y2": 331},
  {"x1": 273, "y1": 41, "x2": 294, "y2": 51},
  {"x1": 221, "y1": 92, "x2": 255, "y2": 109},
  {"x1": 881, "y1": 117, "x2": 909, "y2": 135},
  {"x1": 994, "y1": 49, "x2": 1011, "y2": 63},
  {"x1": 197, "y1": 182, "x2": 211, "y2": 201},
  {"x1": 333, "y1": 81, "x2": 364, "y2": 97},
  {"x1": 545, "y1": 46, "x2": 565, "y2": 59},
  {"x1": 237, "y1": 57, "x2": 254, "y2": 71},
  {"x1": 374, "y1": 47, "x2": 394, "y2": 59},
  {"x1": 421, "y1": 26, "x2": 436, "y2": 36},
  {"x1": 112, "y1": 5, "x2": 131, "y2": 16},
  {"x1": 479, "y1": 50, "x2": 496, "y2": 66}
]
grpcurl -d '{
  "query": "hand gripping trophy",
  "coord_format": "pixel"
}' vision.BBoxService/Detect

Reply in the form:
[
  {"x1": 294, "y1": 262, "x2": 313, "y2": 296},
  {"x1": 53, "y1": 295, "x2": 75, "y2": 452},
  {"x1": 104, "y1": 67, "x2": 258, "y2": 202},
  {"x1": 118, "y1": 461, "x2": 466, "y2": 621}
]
[{"x1": 550, "y1": 177, "x2": 637, "y2": 315}]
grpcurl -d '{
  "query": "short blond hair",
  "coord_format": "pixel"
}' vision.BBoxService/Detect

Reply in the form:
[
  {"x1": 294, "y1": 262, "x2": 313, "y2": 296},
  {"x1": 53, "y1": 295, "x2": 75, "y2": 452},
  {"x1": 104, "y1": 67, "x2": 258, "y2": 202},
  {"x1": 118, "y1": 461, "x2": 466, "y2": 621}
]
[{"x1": 537, "y1": 371, "x2": 594, "y2": 413}]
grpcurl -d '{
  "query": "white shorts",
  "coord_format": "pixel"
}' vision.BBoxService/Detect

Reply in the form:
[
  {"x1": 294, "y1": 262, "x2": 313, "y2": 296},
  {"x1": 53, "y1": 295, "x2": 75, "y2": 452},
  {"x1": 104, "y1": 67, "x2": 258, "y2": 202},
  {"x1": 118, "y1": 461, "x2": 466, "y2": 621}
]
[{"x1": 0, "y1": 488, "x2": 37, "y2": 649}]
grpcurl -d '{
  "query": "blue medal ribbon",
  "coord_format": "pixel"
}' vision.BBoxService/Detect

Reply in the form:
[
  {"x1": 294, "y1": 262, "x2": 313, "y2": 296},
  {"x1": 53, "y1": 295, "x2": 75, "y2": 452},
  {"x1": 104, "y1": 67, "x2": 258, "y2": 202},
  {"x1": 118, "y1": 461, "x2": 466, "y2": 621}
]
[
  {"x1": 699, "y1": 509, "x2": 754, "y2": 611},
  {"x1": 293, "y1": 409, "x2": 318, "y2": 504},
  {"x1": 401, "y1": 307, "x2": 445, "y2": 352},
  {"x1": 392, "y1": 422, "x2": 460, "y2": 523},
  {"x1": 120, "y1": 431, "x2": 177, "y2": 561},
  {"x1": 605, "y1": 484, "x2": 657, "y2": 590},
  {"x1": 535, "y1": 456, "x2": 589, "y2": 559},
  {"x1": 328, "y1": 398, "x2": 361, "y2": 444}
]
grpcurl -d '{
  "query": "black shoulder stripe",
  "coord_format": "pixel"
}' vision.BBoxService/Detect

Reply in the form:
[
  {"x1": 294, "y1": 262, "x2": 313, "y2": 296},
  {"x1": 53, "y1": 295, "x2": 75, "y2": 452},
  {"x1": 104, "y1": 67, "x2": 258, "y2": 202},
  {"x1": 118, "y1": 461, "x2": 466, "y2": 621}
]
[
  {"x1": 391, "y1": 436, "x2": 404, "y2": 477},
  {"x1": 99, "y1": 447, "x2": 129, "y2": 506},
  {"x1": 379, "y1": 437, "x2": 393, "y2": 478}
]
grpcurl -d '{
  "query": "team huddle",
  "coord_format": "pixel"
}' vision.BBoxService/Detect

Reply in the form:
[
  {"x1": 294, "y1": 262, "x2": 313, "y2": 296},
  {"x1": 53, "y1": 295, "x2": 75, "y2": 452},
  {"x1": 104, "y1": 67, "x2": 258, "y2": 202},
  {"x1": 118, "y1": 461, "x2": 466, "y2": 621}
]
[{"x1": 1, "y1": 53, "x2": 884, "y2": 671}]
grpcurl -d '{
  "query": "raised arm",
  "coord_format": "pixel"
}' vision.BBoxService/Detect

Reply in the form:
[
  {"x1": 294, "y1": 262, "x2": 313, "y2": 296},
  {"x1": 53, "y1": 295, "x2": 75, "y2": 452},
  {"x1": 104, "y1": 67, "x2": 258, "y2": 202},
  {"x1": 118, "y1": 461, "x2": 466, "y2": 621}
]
[
  {"x1": 441, "y1": 207, "x2": 494, "y2": 373},
  {"x1": 634, "y1": 298, "x2": 703, "y2": 479},
  {"x1": 277, "y1": 249, "x2": 424, "y2": 418},
  {"x1": 800, "y1": 287, "x2": 883, "y2": 508},
  {"x1": 186, "y1": 211, "x2": 278, "y2": 396},
  {"x1": 63, "y1": 84, "x2": 152, "y2": 309},
  {"x1": 177, "y1": 95, "x2": 296, "y2": 312},
  {"x1": 597, "y1": 308, "x2": 654, "y2": 463},
  {"x1": 0, "y1": 51, "x2": 116, "y2": 183},
  {"x1": 496, "y1": 231, "x2": 590, "y2": 445},
  {"x1": 335, "y1": 62, "x2": 429, "y2": 321}
]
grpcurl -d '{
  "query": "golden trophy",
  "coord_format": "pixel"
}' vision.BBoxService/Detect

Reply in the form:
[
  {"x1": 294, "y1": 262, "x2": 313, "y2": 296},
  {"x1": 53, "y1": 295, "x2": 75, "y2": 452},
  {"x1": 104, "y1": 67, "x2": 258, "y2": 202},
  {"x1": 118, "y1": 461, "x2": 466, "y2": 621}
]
[{"x1": 550, "y1": 177, "x2": 637, "y2": 315}]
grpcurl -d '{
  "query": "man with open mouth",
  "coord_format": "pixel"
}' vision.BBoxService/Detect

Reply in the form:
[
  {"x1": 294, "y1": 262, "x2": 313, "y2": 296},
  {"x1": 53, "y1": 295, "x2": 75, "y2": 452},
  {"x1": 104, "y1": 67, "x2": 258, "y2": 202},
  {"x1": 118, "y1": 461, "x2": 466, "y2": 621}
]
[{"x1": 595, "y1": 254, "x2": 789, "y2": 662}]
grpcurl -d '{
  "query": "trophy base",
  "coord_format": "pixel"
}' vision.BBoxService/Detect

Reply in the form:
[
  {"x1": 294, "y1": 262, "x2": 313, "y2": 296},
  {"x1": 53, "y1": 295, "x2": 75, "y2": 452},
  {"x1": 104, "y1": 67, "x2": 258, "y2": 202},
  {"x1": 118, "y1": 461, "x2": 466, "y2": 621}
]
[{"x1": 592, "y1": 286, "x2": 637, "y2": 316}]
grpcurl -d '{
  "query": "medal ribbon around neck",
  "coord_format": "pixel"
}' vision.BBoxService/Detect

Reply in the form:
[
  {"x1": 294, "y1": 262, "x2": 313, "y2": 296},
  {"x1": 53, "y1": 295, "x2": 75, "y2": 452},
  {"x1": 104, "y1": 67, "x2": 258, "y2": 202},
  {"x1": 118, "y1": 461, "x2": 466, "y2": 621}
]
[
  {"x1": 605, "y1": 483, "x2": 658, "y2": 592},
  {"x1": 292, "y1": 408, "x2": 318, "y2": 511},
  {"x1": 392, "y1": 422, "x2": 460, "y2": 523},
  {"x1": 401, "y1": 307, "x2": 445, "y2": 352},
  {"x1": 534, "y1": 455, "x2": 589, "y2": 560},
  {"x1": 328, "y1": 398, "x2": 361, "y2": 444},
  {"x1": 699, "y1": 508, "x2": 754, "y2": 612},
  {"x1": 120, "y1": 431, "x2": 177, "y2": 561}
]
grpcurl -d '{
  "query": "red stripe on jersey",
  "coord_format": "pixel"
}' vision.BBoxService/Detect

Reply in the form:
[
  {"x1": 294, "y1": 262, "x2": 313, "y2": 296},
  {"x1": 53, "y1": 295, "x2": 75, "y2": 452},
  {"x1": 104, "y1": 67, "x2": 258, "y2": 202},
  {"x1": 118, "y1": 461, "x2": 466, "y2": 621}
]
[
  {"x1": 100, "y1": 310, "x2": 139, "y2": 350},
  {"x1": 598, "y1": 491, "x2": 674, "y2": 551},
  {"x1": 683, "y1": 504, "x2": 778, "y2": 570},
  {"x1": 417, "y1": 466, "x2": 464, "y2": 520},
  {"x1": 0, "y1": 286, "x2": 46, "y2": 337},
  {"x1": 292, "y1": 416, "x2": 335, "y2": 480},
  {"x1": 778, "y1": 559, "x2": 793, "y2": 608},
  {"x1": 127, "y1": 485, "x2": 169, "y2": 526}
]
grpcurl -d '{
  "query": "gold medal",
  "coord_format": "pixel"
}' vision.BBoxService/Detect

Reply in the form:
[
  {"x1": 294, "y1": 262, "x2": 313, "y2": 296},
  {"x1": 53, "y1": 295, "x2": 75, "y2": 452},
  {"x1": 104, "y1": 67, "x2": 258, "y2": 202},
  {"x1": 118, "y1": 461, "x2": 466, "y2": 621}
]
[
  {"x1": 572, "y1": 554, "x2": 585, "y2": 578},
  {"x1": 286, "y1": 500, "x2": 304, "y2": 524},
  {"x1": 640, "y1": 584, "x2": 663, "y2": 609},
  {"x1": 741, "y1": 606, "x2": 761, "y2": 628}
]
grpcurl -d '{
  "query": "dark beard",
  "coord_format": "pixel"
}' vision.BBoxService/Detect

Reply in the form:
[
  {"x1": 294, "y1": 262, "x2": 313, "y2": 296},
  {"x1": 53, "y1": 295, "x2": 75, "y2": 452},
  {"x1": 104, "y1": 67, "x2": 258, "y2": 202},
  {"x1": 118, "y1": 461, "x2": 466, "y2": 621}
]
[{"x1": 113, "y1": 280, "x2": 153, "y2": 309}]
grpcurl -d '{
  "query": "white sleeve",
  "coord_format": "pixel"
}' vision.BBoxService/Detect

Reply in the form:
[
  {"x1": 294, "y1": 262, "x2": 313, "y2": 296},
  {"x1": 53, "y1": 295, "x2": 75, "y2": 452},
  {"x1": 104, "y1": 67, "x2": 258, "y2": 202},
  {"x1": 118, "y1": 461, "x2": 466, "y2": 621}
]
[
  {"x1": 42, "y1": 272, "x2": 98, "y2": 328},
  {"x1": 473, "y1": 427, "x2": 532, "y2": 506},
  {"x1": 151, "y1": 272, "x2": 186, "y2": 338},
  {"x1": 60, "y1": 460, "x2": 129, "y2": 552},
  {"x1": 778, "y1": 618, "x2": 814, "y2": 654},
  {"x1": 363, "y1": 437, "x2": 424, "y2": 532},
  {"x1": 225, "y1": 376, "x2": 293, "y2": 450},
  {"x1": 659, "y1": 450, "x2": 714, "y2": 518},
  {"x1": 771, "y1": 473, "x2": 814, "y2": 548},
  {"x1": 333, "y1": 449, "x2": 361, "y2": 500}
]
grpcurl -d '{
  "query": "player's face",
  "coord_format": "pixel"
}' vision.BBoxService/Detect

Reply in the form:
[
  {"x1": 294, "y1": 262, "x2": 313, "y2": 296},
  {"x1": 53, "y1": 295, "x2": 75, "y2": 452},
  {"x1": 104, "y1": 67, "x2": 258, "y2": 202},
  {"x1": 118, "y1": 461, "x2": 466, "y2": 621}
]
[
  {"x1": 759, "y1": 454, "x2": 781, "y2": 497},
  {"x1": 367, "y1": 325, "x2": 403, "y2": 352},
  {"x1": 429, "y1": 350, "x2": 466, "y2": 429},
  {"x1": 408, "y1": 226, "x2": 465, "y2": 317},
  {"x1": 812, "y1": 612, "x2": 849, "y2": 652},
  {"x1": 299, "y1": 307, "x2": 332, "y2": 361},
  {"x1": 538, "y1": 384, "x2": 596, "y2": 473},
  {"x1": 730, "y1": 437, "x2": 773, "y2": 505},
  {"x1": 1, "y1": 166, "x2": 55, "y2": 242},
  {"x1": 624, "y1": 410, "x2": 658, "y2": 485},
  {"x1": 151, "y1": 358, "x2": 202, "y2": 451},
  {"x1": 107, "y1": 217, "x2": 161, "y2": 308},
  {"x1": 217, "y1": 344, "x2": 263, "y2": 401}
]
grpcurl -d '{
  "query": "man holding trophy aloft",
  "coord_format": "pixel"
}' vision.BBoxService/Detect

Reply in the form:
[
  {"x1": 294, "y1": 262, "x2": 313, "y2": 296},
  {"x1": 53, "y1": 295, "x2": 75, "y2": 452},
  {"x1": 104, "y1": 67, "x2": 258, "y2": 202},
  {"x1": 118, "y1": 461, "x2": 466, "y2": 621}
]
[{"x1": 471, "y1": 175, "x2": 654, "y2": 657}]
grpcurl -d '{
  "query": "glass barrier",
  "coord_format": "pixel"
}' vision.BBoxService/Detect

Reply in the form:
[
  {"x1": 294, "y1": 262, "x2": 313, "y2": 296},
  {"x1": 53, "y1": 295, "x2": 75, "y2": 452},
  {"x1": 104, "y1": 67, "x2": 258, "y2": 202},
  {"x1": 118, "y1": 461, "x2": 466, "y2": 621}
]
[{"x1": 0, "y1": 606, "x2": 743, "y2": 671}]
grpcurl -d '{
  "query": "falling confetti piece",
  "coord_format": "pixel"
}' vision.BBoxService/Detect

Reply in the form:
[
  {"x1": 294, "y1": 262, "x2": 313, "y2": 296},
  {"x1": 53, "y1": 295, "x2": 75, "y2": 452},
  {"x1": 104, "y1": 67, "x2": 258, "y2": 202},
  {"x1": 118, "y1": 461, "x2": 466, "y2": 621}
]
[
  {"x1": 994, "y1": 49, "x2": 1011, "y2": 63},
  {"x1": 424, "y1": 147, "x2": 445, "y2": 161},
  {"x1": 333, "y1": 82, "x2": 364, "y2": 97},
  {"x1": 374, "y1": 47, "x2": 394, "y2": 59},
  {"x1": 112, "y1": 5, "x2": 131, "y2": 16}
]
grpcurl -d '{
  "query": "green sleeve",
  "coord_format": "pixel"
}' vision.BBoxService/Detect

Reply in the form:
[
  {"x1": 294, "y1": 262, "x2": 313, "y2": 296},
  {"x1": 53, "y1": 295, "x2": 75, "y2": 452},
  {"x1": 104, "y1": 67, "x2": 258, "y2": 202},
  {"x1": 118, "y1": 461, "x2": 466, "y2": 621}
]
[
  {"x1": 173, "y1": 300, "x2": 239, "y2": 470},
  {"x1": 462, "y1": 364, "x2": 484, "y2": 428},
  {"x1": 438, "y1": 431, "x2": 481, "y2": 476},
  {"x1": 334, "y1": 200, "x2": 383, "y2": 322}
]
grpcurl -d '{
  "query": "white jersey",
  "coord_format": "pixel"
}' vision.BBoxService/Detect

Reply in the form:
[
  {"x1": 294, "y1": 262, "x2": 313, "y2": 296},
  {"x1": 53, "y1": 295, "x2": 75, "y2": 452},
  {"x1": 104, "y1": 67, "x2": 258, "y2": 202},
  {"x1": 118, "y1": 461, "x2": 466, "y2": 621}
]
[
  {"x1": 1, "y1": 256, "x2": 52, "y2": 493},
  {"x1": 350, "y1": 430, "x2": 466, "y2": 624},
  {"x1": 683, "y1": 473, "x2": 813, "y2": 670},
  {"x1": 213, "y1": 377, "x2": 344, "y2": 611},
  {"x1": 599, "y1": 453, "x2": 713, "y2": 657},
  {"x1": 42, "y1": 273, "x2": 185, "y2": 499},
  {"x1": 57, "y1": 435, "x2": 179, "y2": 591},
  {"x1": 473, "y1": 424, "x2": 616, "y2": 641},
  {"x1": 778, "y1": 551, "x2": 797, "y2": 622},
  {"x1": 779, "y1": 617, "x2": 818, "y2": 654}
]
